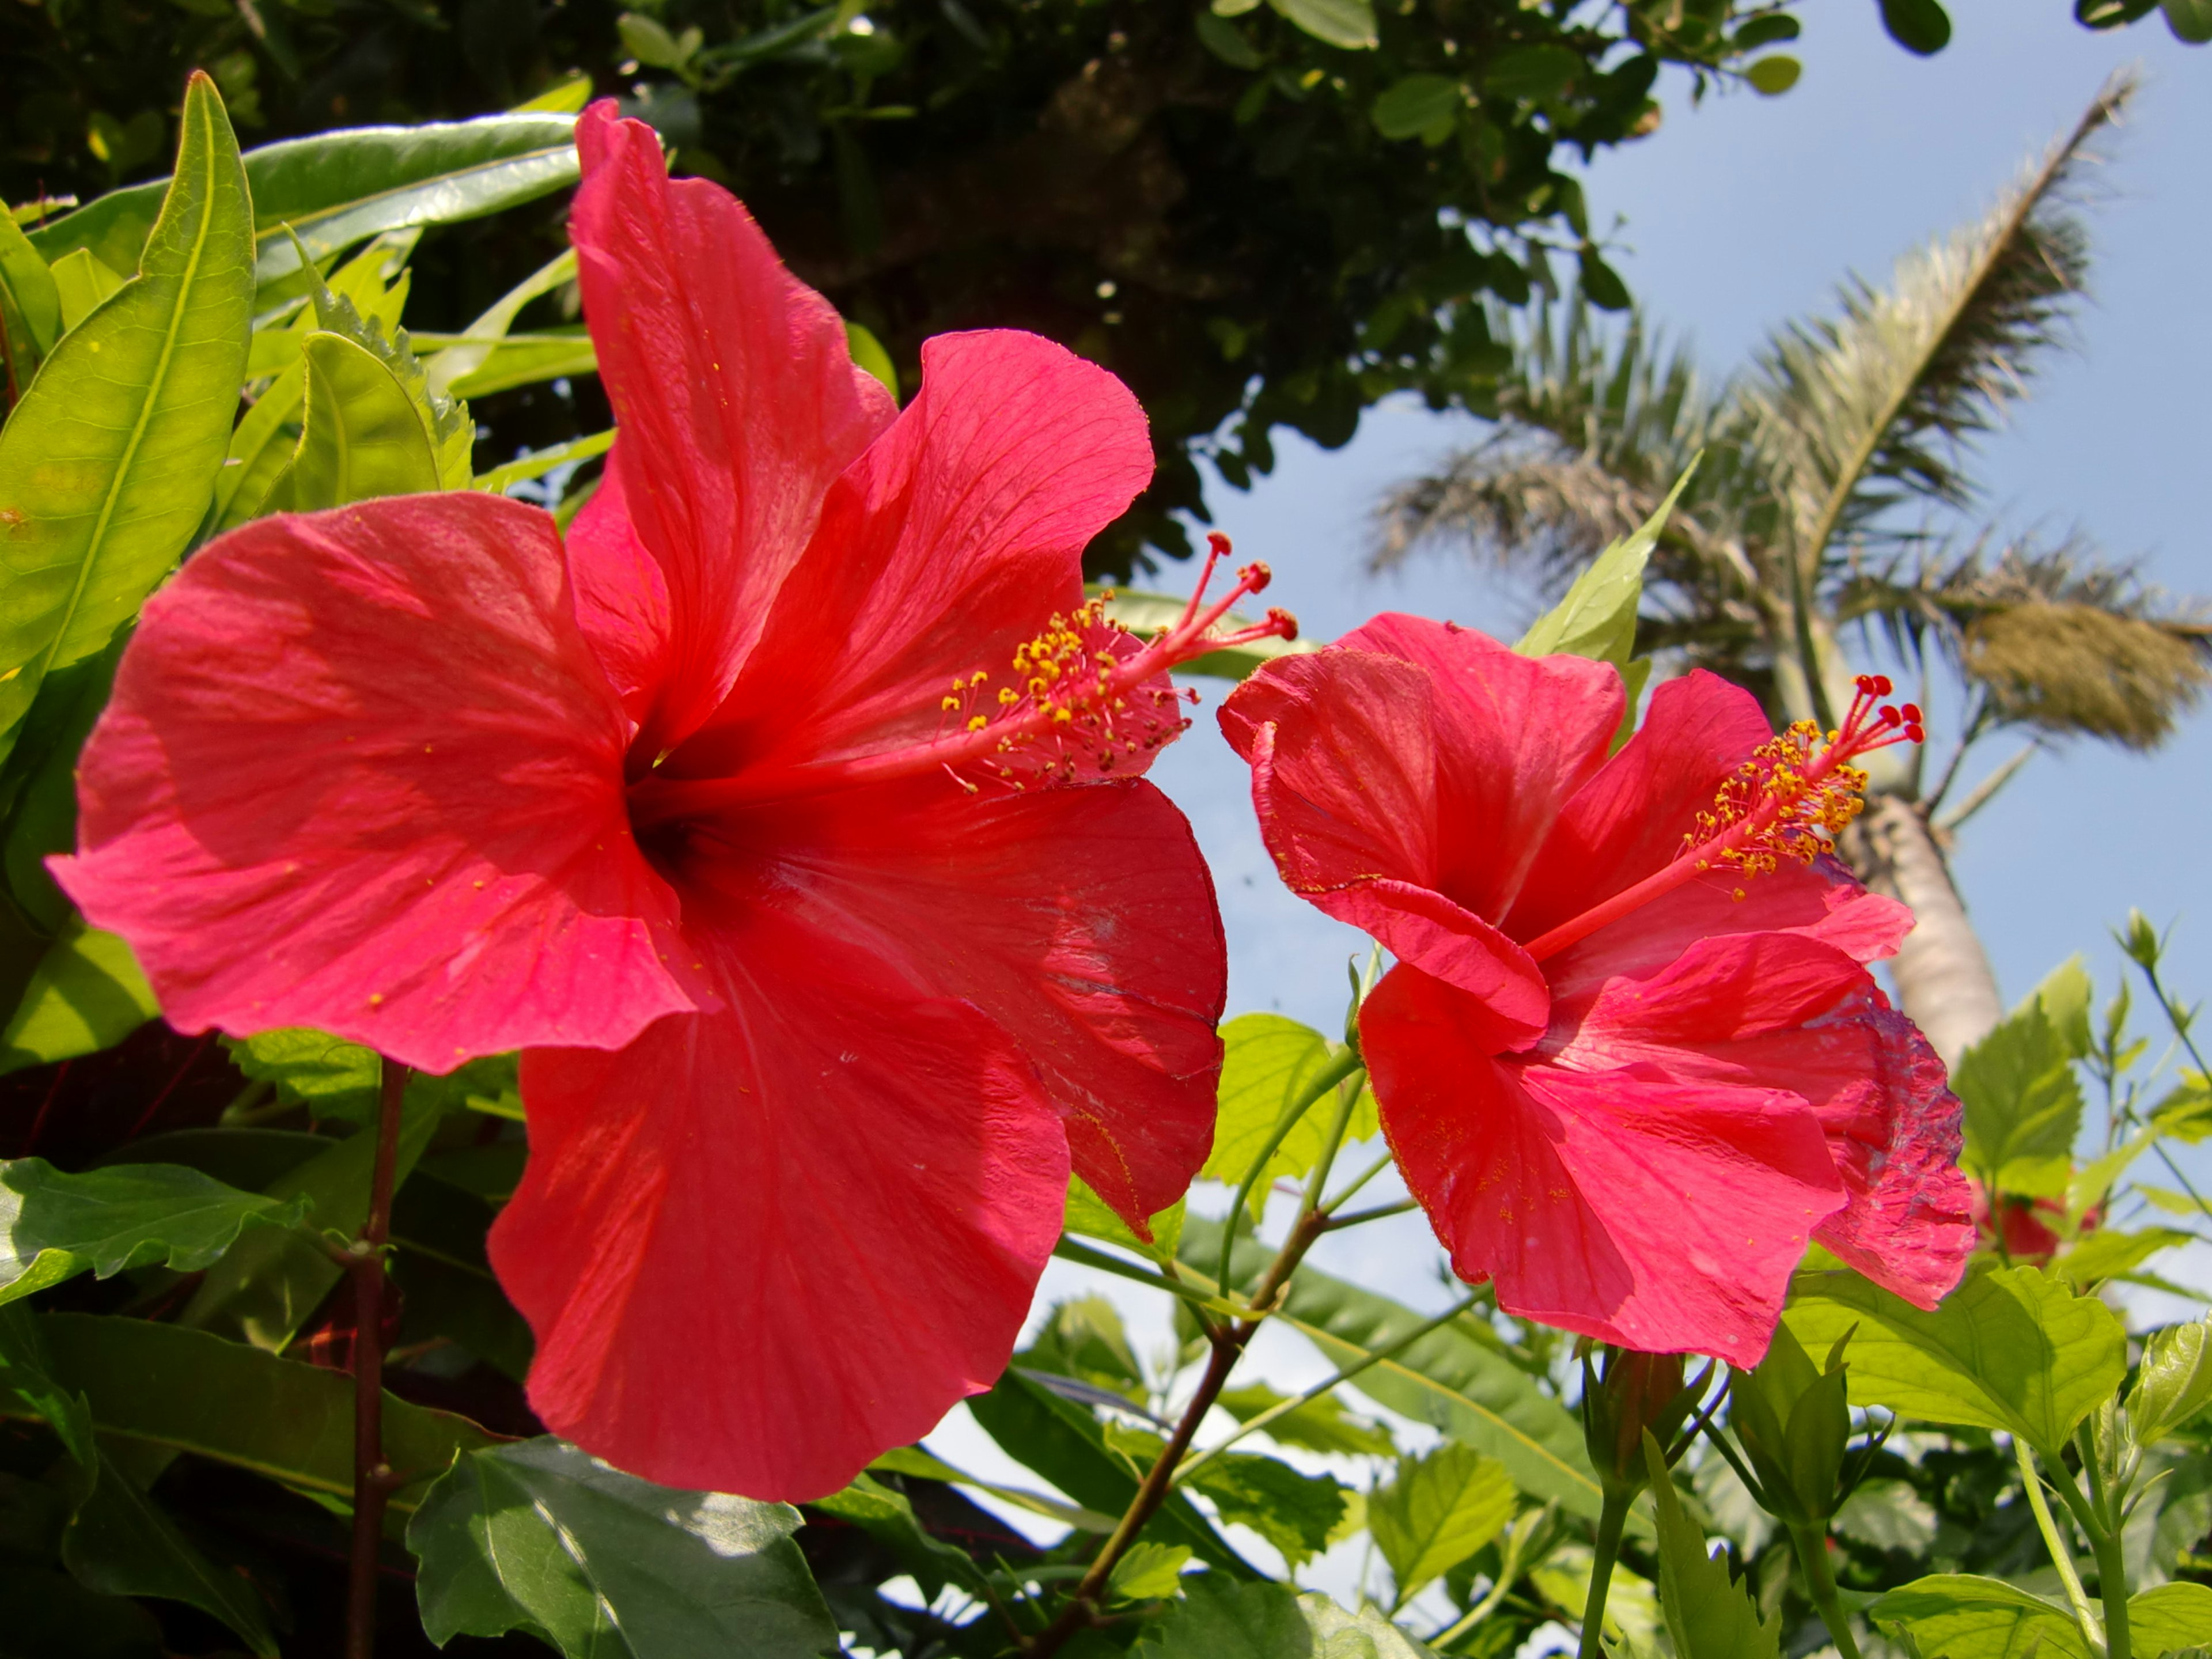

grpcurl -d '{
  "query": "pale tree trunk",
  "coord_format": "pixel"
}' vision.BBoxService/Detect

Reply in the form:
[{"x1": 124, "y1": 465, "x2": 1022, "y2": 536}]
[{"x1": 1849, "y1": 794, "x2": 2006, "y2": 1070}]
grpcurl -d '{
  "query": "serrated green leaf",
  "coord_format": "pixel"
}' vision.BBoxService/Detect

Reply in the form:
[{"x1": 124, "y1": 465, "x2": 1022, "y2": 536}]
[
  {"x1": 1643, "y1": 1434, "x2": 1779, "y2": 1659},
  {"x1": 0, "y1": 73, "x2": 254, "y2": 749},
  {"x1": 1184, "y1": 1452, "x2": 1347, "y2": 1569},
  {"x1": 1097, "y1": 588, "x2": 1320, "y2": 681},
  {"x1": 1138, "y1": 1577, "x2": 1436, "y2": 1659},
  {"x1": 1065, "y1": 1172, "x2": 1186, "y2": 1262},
  {"x1": 1217, "y1": 1382, "x2": 1397, "y2": 1458},
  {"x1": 290, "y1": 332, "x2": 443, "y2": 506},
  {"x1": 1199, "y1": 1014, "x2": 1374, "y2": 1222},
  {"x1": 1955, "y1": 959, "x2": 2090, "y2": 1196},
  {"x1": 1868, "y1": 1574, "x2": 2085, "y2": 1659},
  {"x1": 1370, "y1": 1441, "x2": 1516, "y2": 1604},
  {"x1": 1265, "y1": 0, "x2": 1376, "y2": 49},
  {"x1": 1109, "y1": 1541, "x2": 1192, "y2": 1602},
  {"x1": 6, "y1": 1312, "x2": 494, "y2": 1520},
  {"x1": 1782, "y1": 1264, "x2": 2126, "y2": 1459},
  {"x1": 0, "y1": 916, "x2": 158, "y2": 1074},
  {"x1": 0, "y1": 1157, "x2": 308, "y2": 1306},
  {"x1": 31, "y1": 115, "x2": 581, "y2": 290},
  {"x1": 2130, "y1": 1320, "x2": 2212, "y2": 1445},
  {"x1": 1516, "y1": 463, "x2": 1696, "y2": 665}
]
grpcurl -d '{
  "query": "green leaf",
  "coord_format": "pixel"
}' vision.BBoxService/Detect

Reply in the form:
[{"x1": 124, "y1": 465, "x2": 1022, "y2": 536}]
[
  {"x1": 0, "y1": 917, "x2": 159, "y2": 1075},
  {"x1": 1955, "y1": 958, "x2": 2090, "y2": 1195},
  {"x1": 1065, "y1": 1172, "x2": 1185, "y2": 1263},
  {"x1": 0, "y1": 1300, "x2": 92, "y2": 1464},
  {"x1": 445, "y1": 329, "x2": 598, "y2": 399},
  {"x1": 1744, "y1": 56, "x2": 1801, "y2": 96},
  {"x1": 1868, "y1": 1574, "x2": 2086, "y2": 1659},
  {"x1": 812, "y1": 1470, "x2": 981, "y2": 1599},
  {"x1": 2, "y1": 630, "x2": 122, "y2": 933},
  {"x1": 1109, "y1": 1541, "x2": 1192, "y2": 1601},
  {"x1": 1782, "y1": 1264, "x2": 2126, "y2": 1459},
  {"x1": 387, "y1": 1169, "x2": 535, "y2": 1380},
  {"x1": 472, "y1": 427, "x2": 614, "y2": 497},
  {"x1": 48, "y1": 248, "x2": 126, "y2": 334},
  {"x1": 2129, "y1": 1582, "x2": 2212, "y2": 1650},
  {"x1": 1199, "y1": 1014, "x2": 1374, "y2": 1221},
  {"x1": 2056, "y1": 1224, "x2": 2190, "y2": 1286},
  {"x1": 31, "y1": 114, "x2": 581, "y2": 290},
  {"x1": 1877, "y1": 0, "x2": 1953, "y2": 54},
  {"x1": 179, "y1": 1081, "x2": 448, "y2": 1350},
  {"x1": 0, "y1": 212, "x2": 61, "y2": 363},
  {"x1": 1372, "y1": 75, "x2": 1463, "y2": 142},
  {"x1": 422, "y1": 246, "x2": 576, "y2": 399},
  {"x1": 1643, "y1": 1434, "x2": 1779, "y2": 1659},
  {"x1": 10, "y1": 1312, "x2": 494, "y2": 1518},
  {"x1": 1830, "y1": 1478, "x2": 1938, "y2": 1554},
  {"x1": 409, "y1": 1441, "x2": 840, "y2": 1659},
  {"x1": 1532, "y1": 1548, "x2": 1658, "y2": 1647},
  {"x1": 290, "y1": 332, "x2": 444, "y2": 506},
  {"x1": 1183, "y1": 1452, "x2": 1347, "y2": 1569},
  {"x1": 2168, "y1": 0, "x2": 2212, "y2": 39},
  {"x1": 1482, "y1": 44, "x2": 1584, "y2": 101},
  {"x1": 1264, "y1": 0, "x2": 1376, "y2": 48},
  {"x1": 2128, "y1": 1319, "x2": 2212, "y2": 1445},
  {"x1": 1369, "y1": 1441, "x2": 1516, "y2": 1604},
  {"x1": 1515, "y1": 462, "x2": 1696, "y2": 665},
  {"x1": 0, "y1": 1157, "x2": 308, "y2": 1305},
  {"x1": 1195, "y1": 10, "x2": 1266, "y2": 71},
  {"x1": 1024, "y1": 1293, "x2": 1149, "y2": 1402},
  {"x1": 968, "y1": 1368, "x2": 1255, "y2": 1575},
  {"x1": 1250, "y1": 1245, "x2": 1603, "y2": 1521},
  {"x1": 1097, "y1": 588, "x2": 1320, "y2": 680},
  {"x1": 1217, "y1": 1382, "x2": 1397, "y2": 1457},
  {"x1": 1138, "y1": 1577, "x2": 1436, "y2": 1659},
  {"x1": 62, "y1": 1449, "x2": 279, "y2": 1656},
  {"x1": 0, "y1": 73, "x2": 255, "y2": 748}
]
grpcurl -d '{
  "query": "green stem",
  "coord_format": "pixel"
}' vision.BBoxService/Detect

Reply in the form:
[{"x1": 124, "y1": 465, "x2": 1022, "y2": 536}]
[
  {"x1": 1051, "y1": 1238, "x2": 1239, "y2": 1315},
  {"x1": 344, "y1": 1058, "x2": 408, "y2": 1659},
  {"x1": 1324, "y1": 1197, "x2": 1419, "y2": 1230},
  {"x1": 1575, "y1": 1487, "x2": 1632, "y2": 1659},
  {"x1": 1433, "y1": 1504, "x2": 1553, "y2": 1649},
  {"x1": 2078, "y1": 1423, "x2": 2133, "y2": 1659},
  {"x1": 1172, "y1": 1293, "x2": 1480, "y2": 1486},
  {"x1": 1217, "y1": 1048, "x2": 1363, "y2": 1296},
  {"x1": 1785, "y1": 1521, "x2": 1863, "y2": 1659},
  {"x1": 1321, "y1": 1148, "x2": 1395, "y2": 1213},
  {"x1": 2014, "y1": 1438, "x2": 2105, "y2": 1656}
]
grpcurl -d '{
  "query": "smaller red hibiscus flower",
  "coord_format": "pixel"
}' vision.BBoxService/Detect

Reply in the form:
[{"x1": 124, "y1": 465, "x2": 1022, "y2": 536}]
[
  {"x1": 1221, "y1": 618, "x2": 1975, "y2": 1366},
  {"x1": 56, "y1": 105, "x2": 1292, "y2": 1501},
  {"x1": 1971, "y1": 1188, "x2": 2091, "y2": 1265}
]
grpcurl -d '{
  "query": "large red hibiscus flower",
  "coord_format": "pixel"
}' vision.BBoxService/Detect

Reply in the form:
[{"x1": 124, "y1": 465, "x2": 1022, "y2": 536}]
[
  {"x1": 55, "y1": 105, "x2": 1280, "y2": 1500},
  {"x1": 1220, "y1": 616, "x2": 1974, "y2": 1365}
]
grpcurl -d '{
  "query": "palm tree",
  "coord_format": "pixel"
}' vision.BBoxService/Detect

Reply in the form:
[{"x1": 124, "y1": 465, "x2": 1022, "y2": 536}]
[{"x1": 1372, "y1": 75, "x2": 2210, "y2": 1066}]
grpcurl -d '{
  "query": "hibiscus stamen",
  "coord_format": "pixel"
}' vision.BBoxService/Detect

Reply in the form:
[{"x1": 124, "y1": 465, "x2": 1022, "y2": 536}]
[
  {"x1": 630, "y1": 535, "x2": 1298, "y2": 819},
  {"x1": 1518, "y1": 674, "x2": 1922, "y2": 963}
]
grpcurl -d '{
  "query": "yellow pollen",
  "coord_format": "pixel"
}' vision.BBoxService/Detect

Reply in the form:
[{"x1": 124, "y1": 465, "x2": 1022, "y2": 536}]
[
  {"x1": 1684, "y1": 719, "x2": 1870, "y2": 884},
  {"x1": 941, "y1": 695, "x2": 960, "y2": 711},
  {"x1": 967, "y1": 715, "x2": 988, "y2": 731}
]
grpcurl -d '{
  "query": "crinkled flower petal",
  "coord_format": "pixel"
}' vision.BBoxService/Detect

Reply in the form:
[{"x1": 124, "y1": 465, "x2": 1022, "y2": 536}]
[
  {"x1": 569, "y1": 103, "x2": 896, "y2": 752},
  {"x1": 1364, "y1": 963, "x2": 1848, "y2": 1366},
  {"x1": 492, "y1": 907, "x2": 1067, "y2": 1501},
  {"x1": 52, "y1": 495, "x2": 695, "y2": 1071}
]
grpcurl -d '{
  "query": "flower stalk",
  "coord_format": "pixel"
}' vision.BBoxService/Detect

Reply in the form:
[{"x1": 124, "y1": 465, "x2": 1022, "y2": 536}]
[
  {"x1": 1784, "y1": 1522, "x2": 1865, "y2": 1659},
  {"x1": 344, "y1": 1057, "x2": 408, "y2": 1659}
]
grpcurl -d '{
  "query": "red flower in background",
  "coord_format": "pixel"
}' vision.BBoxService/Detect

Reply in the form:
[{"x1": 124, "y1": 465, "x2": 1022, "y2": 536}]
[
  {"x1": 1221, "y1": 617, "x2": 1974, "y2": 1365},
  {"x1": 56, "y1": 105, "x2": 1287, "y2": 1500}
]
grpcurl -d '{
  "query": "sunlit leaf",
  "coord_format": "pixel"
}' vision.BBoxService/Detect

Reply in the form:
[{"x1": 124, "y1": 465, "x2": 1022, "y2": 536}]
[
  {"x1": 1183, "y1": 1452, "x2": 1348, "y2": 1569},
  {"x1": 1643, "y1": 1434, "x2": 1779, "y2": 1659},
  {"x1": 1217, "y1": 1382, "x2": 1397, "y2": 1458},
  {"x1": 1515, "y1": 461, "x2": 1695, "y2": 665},
  {"x1": 1265, "y1": 0, "x2": 1376, "y2": 50},
  {"x1": 1199, "y1": 1014, "x2": 1374, "y2": 1221},
  {"x1": 1869, "y1": 1574, "x2": 2085, "y2": 1659},
  {"x1": 1782, "y1": 1264, "x2": 2126, "y2": 1458},
  {"x1": 0, "y1": 1157, "x2": 307, "y2": 1306},
  {"x1": 1369, "y1": 1441, "x2": 1516, "y2": 1604},
  {"x1": 0, "y1": 73, "x2": 254, "y2": 751},
  {"x1": 0, "y1": 918, "x2": 158, "y2": 1075},
  {"x1": 1955, "y1": 958, "x2": 2092, "y2": 1195}
]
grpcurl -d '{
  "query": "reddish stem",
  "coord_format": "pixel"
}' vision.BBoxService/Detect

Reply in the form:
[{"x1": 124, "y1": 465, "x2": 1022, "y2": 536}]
[{"x1": 344, "y1": 1058, "x2": 407, "y2": 1659}]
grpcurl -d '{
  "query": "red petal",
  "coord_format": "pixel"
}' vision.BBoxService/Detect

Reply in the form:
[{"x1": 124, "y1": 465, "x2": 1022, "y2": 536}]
[
  {"x1": 1221, "y1": 645, "x2": 1548, "y2": 1046},
  {"x1": 1365, "y1": 964, "x2": 1846, "y2": 1367},
  {"x1": 1503, "y1": 669, "x2": 1773, "y2": 941},
  {"x1": 565, "y1": 457, "x2": 670, "y2": 730},
  {"x1": 54, "y1": 497, "x2": 695, "y2": 1071},
  {"x1": 670, "y1": 330, "x2": 1155, "y2": 780},
  {"x1": 667, "y1": 775, "x2": 1223, "y2": 1229},
  {"x1": 570, "y1": 104, "x2": 895, "y2": 754},
  {"x1": 1332, "y1": 617, "x2": 1622, "y2": 922}
]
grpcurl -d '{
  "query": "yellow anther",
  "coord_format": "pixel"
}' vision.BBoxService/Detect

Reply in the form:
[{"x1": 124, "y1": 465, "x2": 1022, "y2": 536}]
[
  {"x1": 967, "y1": 715, "x2": 988, "y2": 732},
  {"x1": 941, "y1": 695, "x2": 960, "y2": 711},
  {"x1": 969, "y1": 671, "x2": 989, "y2": 687}
]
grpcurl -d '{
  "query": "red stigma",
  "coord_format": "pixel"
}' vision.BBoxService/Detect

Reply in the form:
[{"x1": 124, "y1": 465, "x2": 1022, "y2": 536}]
[{"x1": 1207, "y1": 532, "x2": 1233, "y2": 558}]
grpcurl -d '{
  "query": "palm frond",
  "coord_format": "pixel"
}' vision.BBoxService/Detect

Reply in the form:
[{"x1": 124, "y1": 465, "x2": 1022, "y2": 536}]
[
  {"x1": 1370, "y1": 289, "x2": 1741, "y2": 589},
  {"x1": 1743, "y1": 73, "x2": 2135, "y2": 571},
  {"x1": 1839, "y1": 532, "x2": 2212, "y2": 748}
]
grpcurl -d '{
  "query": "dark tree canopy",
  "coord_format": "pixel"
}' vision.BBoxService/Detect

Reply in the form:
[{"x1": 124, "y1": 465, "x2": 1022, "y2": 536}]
[{"x1": 2, "y1": 0, "x2": 2192, "y2": 574}]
